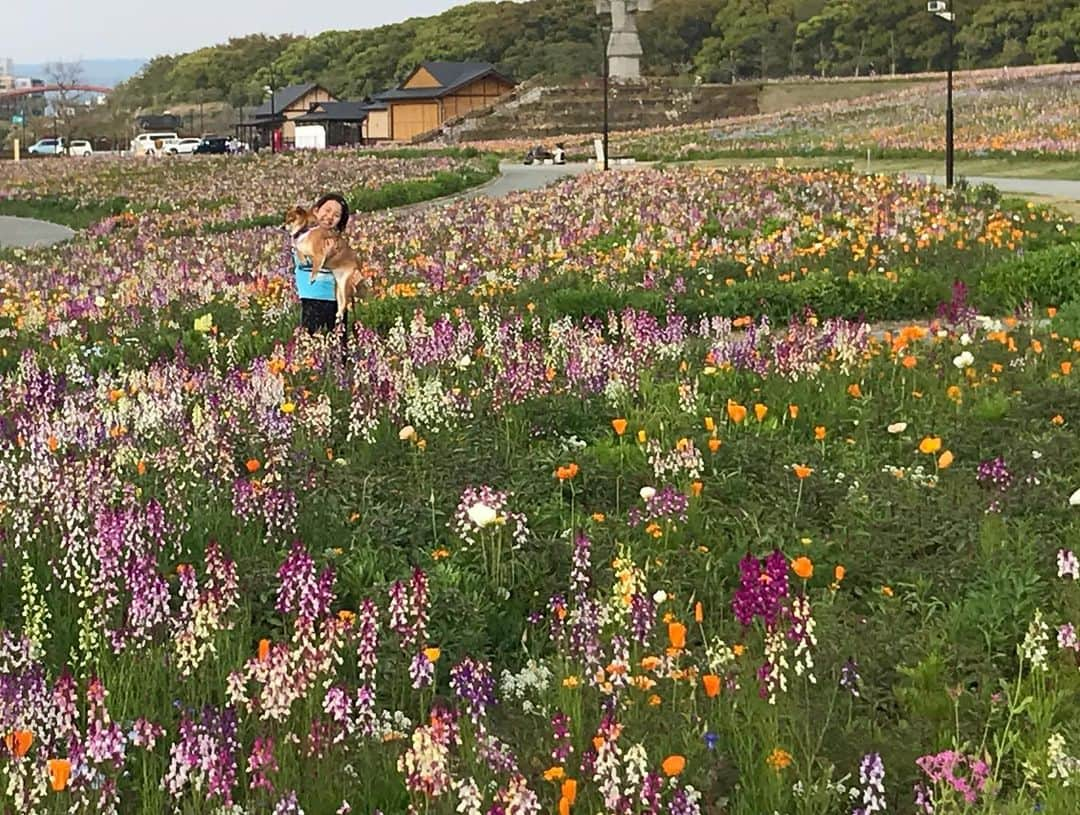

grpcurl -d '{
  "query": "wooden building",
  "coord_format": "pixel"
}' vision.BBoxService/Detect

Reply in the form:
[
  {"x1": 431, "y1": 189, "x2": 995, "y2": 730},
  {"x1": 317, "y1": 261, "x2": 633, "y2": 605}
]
[
  {"x1": 376, "y1": 62, "x2": 515, "y2": 142},
  {"x1": 238, "y1": 82, "x2": 336, "y2": 149},
  {"x1": 292, "y1": 100, "x2": 392, "y2": 148}
]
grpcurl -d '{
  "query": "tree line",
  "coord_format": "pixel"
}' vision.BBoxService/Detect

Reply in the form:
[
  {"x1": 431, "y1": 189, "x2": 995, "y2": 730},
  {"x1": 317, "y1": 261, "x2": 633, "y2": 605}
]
[{"x1": 112, "y1": 0, "x2": 1079, "y2": 108}]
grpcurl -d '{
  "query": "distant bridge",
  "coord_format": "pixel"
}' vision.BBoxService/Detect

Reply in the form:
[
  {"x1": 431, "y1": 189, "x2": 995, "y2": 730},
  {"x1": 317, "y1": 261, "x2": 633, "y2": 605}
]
[{"x1": 0, "y1": 84, "x2": 113, "y2": 100}]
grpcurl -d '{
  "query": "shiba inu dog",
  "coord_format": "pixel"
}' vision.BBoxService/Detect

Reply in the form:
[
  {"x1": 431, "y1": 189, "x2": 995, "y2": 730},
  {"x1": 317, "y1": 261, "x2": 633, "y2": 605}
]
[{"x1": 284, "y1": 206, "x2": 370, "y2": 321}]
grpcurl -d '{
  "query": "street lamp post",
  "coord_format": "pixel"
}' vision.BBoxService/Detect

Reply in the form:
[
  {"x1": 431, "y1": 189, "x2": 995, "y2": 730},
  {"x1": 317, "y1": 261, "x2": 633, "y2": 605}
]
[
  {"x1": 267, "y1": 65, "x2": 278, "y2": 154},
  {"x1": 601, "y1": 25, "x2": 611, "y2": 171},
  {"x1": 928, "y1": 1, "x2": 956, "y2": 188}
]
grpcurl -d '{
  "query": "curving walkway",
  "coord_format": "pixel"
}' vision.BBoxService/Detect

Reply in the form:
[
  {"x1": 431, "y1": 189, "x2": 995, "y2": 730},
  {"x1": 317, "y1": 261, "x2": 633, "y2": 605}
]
[{"x1": 0, "y1": 215, "x2": 75, "y2": 249}]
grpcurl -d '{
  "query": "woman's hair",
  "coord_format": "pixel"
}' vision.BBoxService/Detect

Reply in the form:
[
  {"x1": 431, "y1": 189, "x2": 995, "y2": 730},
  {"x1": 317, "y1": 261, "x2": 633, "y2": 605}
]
[{"x1": 314, "y1": 192, "x2": 350, "y2": 231}]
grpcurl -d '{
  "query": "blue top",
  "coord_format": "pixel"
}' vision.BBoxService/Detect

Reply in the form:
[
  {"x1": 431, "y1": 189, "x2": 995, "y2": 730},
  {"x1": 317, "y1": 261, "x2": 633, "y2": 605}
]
[{"x1": 293, "y1": 250, "x2": 336, "y2": 301}]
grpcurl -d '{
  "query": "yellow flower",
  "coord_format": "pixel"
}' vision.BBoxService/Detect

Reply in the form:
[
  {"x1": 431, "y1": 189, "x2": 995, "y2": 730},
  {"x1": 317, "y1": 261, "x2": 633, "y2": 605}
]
[
  {"x1": 562, "y1": 675, "x2": 581, "y2": 688},
  {"x1": 423, "y1": 647, "x2": 441, "y2": 663},
  {"x1": 543, "y1": 766, "x2": 565, "y2": 782},
  {"x1": 280, "y1": 402, "x2": 296, "y2": 414},
  {"x1": 937, "y1": 450, "x2": 954, "y2": 469},
  {"x1": 918, "y1": 436, "x2": 942, "y2": 455}
]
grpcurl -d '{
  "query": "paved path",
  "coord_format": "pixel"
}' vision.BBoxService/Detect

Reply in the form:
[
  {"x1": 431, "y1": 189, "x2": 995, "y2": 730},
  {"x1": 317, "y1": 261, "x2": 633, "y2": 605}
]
[
  {"x1": 462, "y1": 161, "x2": 589, "y2": 199},
  {"x1": 0, "y1": 215, "x2": 75, "y2": 249},
  {"x1": 906, "y1": 174, "x2": 1080, "y2": 200}
]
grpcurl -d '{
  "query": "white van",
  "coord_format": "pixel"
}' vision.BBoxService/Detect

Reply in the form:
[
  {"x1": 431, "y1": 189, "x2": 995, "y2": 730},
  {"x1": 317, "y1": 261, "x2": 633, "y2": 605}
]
[{"x1": 130, "y1": 132, "x2": 179, "y2": 156}]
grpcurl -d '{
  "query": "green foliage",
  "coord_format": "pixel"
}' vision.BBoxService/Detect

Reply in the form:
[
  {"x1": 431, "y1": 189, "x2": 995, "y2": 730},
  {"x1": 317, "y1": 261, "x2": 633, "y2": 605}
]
[
  {"x1": 0, "y1": 195, "x2": 133, "y2": 229},
  {"x1": 114, "y1": 0, "x2": 1078, "y2": 108},
  {"x1": 974, "y1": 241, "x2": 1080, "y2": 311}
]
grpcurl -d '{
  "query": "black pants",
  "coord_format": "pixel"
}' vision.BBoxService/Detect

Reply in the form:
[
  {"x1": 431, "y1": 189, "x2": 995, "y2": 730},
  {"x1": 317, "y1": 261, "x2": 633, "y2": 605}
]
[{"x1": 300, "y1": 299, "x2": 337, "y2": 333}]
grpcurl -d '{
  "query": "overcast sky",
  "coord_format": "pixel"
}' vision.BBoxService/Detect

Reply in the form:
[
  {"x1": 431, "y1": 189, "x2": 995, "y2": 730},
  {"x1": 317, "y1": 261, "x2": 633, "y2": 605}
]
[{"x1": 5, "y1": 1, "x2": 485, "y2": 62}]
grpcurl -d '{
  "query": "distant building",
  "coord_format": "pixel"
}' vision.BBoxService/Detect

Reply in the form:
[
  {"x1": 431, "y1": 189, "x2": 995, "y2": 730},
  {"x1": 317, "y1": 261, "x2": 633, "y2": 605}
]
[
  {"x1": 292, "y1": 99, "x2": 391, "y2": 148},
  {"x1": 376, "y1": 61, "x2": 515, "y2": 141},
  {"x1": 135, "y1": 113, "x2": 184, "y2": 132},
  {"x1": 238, "y1": 82, "x2": 336, "y2": 150}
]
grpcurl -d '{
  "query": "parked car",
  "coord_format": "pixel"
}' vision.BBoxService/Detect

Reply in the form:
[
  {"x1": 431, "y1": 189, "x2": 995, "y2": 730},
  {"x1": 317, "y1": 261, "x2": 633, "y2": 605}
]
[
  {"x1": 166, "y1": 137, "x2": 201, "y2": 155},
  {"x1": 28, "y1": 137, "x2": 65, "y2": 155},
  {"x1": 129, "y1": 132, "x2": 179, "y2": 156},
  {"x1": 68, "y1": 140, "x2": 93, "y2": 157},
  {"x1": 194, "y1": 136, "x2": 229, "y2": 155},
  {"x1": 523, "y1": 145, "x2": 555, "y2": 165}
]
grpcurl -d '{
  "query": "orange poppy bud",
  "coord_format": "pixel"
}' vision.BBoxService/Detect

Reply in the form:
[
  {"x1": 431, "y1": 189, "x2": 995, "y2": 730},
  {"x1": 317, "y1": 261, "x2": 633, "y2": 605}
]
[
  {"x1": 637, "y1": 429, "x2": 647, "y2": 443},
  {"x1": 754, "y1": 403, "x2": 768, "y2": 422},
  {"x1": 694, "y1": 601, "x2": 703, "y2": 623},
  {"x1": 245, "y1": 459, "x2": 260, "y2": 473},
  {"x1": 559, "y1": 797, "x2": 571, "y2": 815},
  {"x1": 726, "y1": 400, "x2": 747, "y2": 424},
  {"x1": 662, "y1": 755, "x2": 686, "y2": 777},
  {"x1": 788, "y1": 404, "x2": 799, "y2": 419},
  {"x1": 702, "y1": 674, "x2": 721, "y2": 698},
  {"x1": 668, "y1": 622, "x2": 687, "y2": 650},
  {"x1": 611, "y1": 418, "x2": 628, "y2": 436},
  {"x1": 48, "y1": 758, "x2": 71, "y2": 791},
  {"x1": 704, "y1": 416, "x2": 715, "y2": 432},
  {"x1": 690, "y1": 481, "x2": 703, "y2": 497},
  {"x1": 1061, "y1": 361, "x2": 1072, "y2": 376},
  {"x1": 834, "y1": 565, "x2": 846, "y2": 582},
  {"x1": 258, "y1": 639, "x2": 270, "y2": 662},
  {"x1": 791, "y1": 556, "x2": 813, "y2": 579},
  {"x1": 136, "y1": 460, "x2": 146, "y2": 476},
  {"x1": 561, "y1": 779, "x2": 578, "y2": 805}
]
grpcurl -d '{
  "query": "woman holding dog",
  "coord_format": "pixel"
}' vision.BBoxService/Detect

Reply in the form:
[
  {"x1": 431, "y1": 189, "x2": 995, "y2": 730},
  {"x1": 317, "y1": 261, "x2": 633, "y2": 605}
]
[{"x1": 295, "y1": 192, "x2": 350, "y2": 333}]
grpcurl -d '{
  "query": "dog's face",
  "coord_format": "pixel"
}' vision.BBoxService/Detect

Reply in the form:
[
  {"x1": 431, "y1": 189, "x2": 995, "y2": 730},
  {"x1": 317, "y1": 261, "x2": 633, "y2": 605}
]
[{"x1": 283, "y1": 206, "x2": 316, "y2": 235}]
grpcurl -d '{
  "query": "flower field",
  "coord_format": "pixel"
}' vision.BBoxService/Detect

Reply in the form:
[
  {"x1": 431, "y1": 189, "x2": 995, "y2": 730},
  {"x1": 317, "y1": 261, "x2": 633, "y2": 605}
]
[
  {"x1": 2, "y1": 153, "x2": 1080, "y2": 814},
  {"x1": 462, "y1": 66, "x2": 1080, "y2": 162},
  {"x1": 618, "y1": 71, "x2": 1080, "y2": 161}
]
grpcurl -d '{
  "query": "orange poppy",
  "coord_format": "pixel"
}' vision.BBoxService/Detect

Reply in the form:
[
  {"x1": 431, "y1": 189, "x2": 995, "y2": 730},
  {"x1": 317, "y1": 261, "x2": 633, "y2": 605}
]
[
  {"x1": 258, "y1": 639, "x2": 270, "y2": 662},
  {"x1": 834, "y1": 565, "x2": 846, "y2": 582},
  {"x1": 937, "y1": 450, "x2": 954, "y2": 469},
  {"x1": 543, "y1": 766, "x2": 565, "y2": 782},
  {"x1": 690, "y1": 481, "x2": 703, "y2": 497},
  {"x1": 4, "y1": 730, "x2": 32, "y2": 757},
  {"x1": 561, "y1": 779, "x2": 577, "y2": 805},
  {"x1": 662, "y1": 755, "x2": 687, "y2": 777},
  {"x1": 902, "y1": 355, "x2": 917, "y2": 369},
  {"x1": 814, "y1": 426, "x2": 826, "y2": 441},
  {"x1": 726, "y1": 400, "x2": 747, "y2": 424},
  {"x1": 423, "y1": 647, "x2": 441, "y2": 663},
  {"x1": 702, "y1": 674, "x2": 721, "y2": 698},
  {"x1": 559, "y1": 797, "x2": 571, "y2": 815},
  {"x1": 668, "y1": 622, "x2": 687, "y2": 650},
  {"x1": 788, "y1": 404, "x2": 799, "y2": 419},
  {"x1": 1062, "y1": 361, "x2": 1073, "y2": 376},
  {"x1": 754, "y1": 403, "x2": 768, "y2": 421},
  {"x1": 704, "y1": 416, "x2": 715, "y2": 433},
  {"x1": 708, "y1": 438, "x2": 721, "y2": 453},
  {"x1": 47, "y1": 435, "x2": 59, "y2": 453},
  {"x1": 611, "y1": 418, "x2": 628, "y2": 436},
  {"x1": 245, "y1": 459, "x2": 260, "y2": 473},
  {"x1": 136, "y1": 460, "x2": 147, "y2": 476},
  {"x1": 918, "y1": 436, "x2": 942, "y2": 455},
  {"x1": 847, "y1": 383, "x2": 862, "y2": 398},
  {"x1": 47, "y1": 758, "x2": 70, "y2": 791},
  {"x1": 791, "y1": 556, "x2": 813, "y2": 579},
  {"x1": 792, "y1": 464, "x2": 813, "y2": 480}
]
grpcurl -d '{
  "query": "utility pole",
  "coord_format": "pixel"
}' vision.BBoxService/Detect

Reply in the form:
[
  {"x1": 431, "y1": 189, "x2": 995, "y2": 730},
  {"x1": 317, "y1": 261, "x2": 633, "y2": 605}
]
[
  {"x1": 928, "y1": 1, "x2": 956, "y2": 188},
  {"x1": 268, "y1": 65, "x2": 278, "y2": 154},
  {"x1": 601, "y1": 25, "x2": 610, "y2": 171}
]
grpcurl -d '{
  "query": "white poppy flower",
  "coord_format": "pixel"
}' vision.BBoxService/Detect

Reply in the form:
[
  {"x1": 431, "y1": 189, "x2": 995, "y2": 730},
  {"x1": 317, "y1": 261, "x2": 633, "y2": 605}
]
[
  {"x1": 467, "y1": 502, "x2": 498, "y2": 528},
  {"x1": 887, "y1": 422, "x2": 908, "y2": 434},
  {"x1": 640, "y1": 486, "x2": 656, "y2": 501}
]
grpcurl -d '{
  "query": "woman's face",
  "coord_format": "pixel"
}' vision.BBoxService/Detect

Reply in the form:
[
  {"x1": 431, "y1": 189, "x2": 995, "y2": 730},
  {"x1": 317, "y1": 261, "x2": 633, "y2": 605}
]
[{"x1": 315, "y1": 199, "x2": 343, "y2": 230}]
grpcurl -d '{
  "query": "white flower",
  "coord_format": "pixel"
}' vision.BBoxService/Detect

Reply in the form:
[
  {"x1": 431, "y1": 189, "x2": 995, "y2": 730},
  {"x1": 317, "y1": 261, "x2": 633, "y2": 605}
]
[
  {"x1": 960, "y1": 333, "x2": 972, "y2": 346},
  {"x1": 466, "y1": 502, "x2": 497, "y2": 528},
  {"x1": 887, "y1": 422, "x2": 907, "y2": 434},
  {"x1": 1032, "y1": 450, "x2": 1043, "y2": 460},
  {"x1": 1058, "y1": 549, "x2": 1080, "y2": 580},
  {"x1": 652, "y1": 590, "x2": 667, "y2": 604},
  {"x1": 953, "y1": 351, "x2": 975, "y2": 369},
  {"x1": 1070, "y1": 487, "x2": 1080, "y2": 507},
  {"x1": 639, "y1": 486, "x2": 656, "y2": 501},
  {"x1": 456, "y1": 355, "x2": 472, "y2": 370},
  {"x1": 398, "y1": 425, "x2": 417, "y2": 441},
  {"x1": 94, "y1": 295, "x2": 106, "y2": 307}
]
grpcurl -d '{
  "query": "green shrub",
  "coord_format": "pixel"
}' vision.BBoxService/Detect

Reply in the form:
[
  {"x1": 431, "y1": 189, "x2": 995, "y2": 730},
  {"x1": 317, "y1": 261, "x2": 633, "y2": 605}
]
[{"x1": 974, "y1": 241, "x2": 1080, "y2": 310}]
